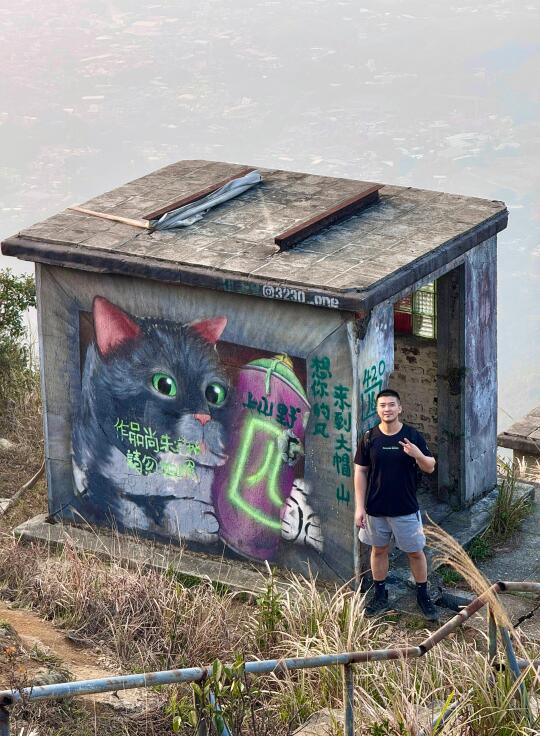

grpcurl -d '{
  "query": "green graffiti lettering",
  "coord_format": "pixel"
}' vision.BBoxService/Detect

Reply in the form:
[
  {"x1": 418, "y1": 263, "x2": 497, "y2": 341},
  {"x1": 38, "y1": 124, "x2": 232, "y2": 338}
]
[
  {"x1": 332, "y1": 452, "x2": 351, "y2": 478},
  {"x1": 333, "y1": 384, "x2": 351, "y2": 411},
  {"x1": 276, "y1": 403, "x2": 300, "y2": 429},
  {"x1": 310, "y1": 378, "x2": 329, "y2": 398},
  {"x1": 310, "y1": 356, "x2": 333, "y2": 380},
  {"x1": 143, "y1": 427, "x2": 159, "y2": 451},
  {"x1": 226, "y1": 416, "x2": 286, "y2": 530},
  {"x1": 313, "y1": 402, "x2": 330, "y2": 421},
  {"x1": 126, "y1": 449, "x2": 142, "y2": 473},
  {"x1": 334, "y1": 410, "x2": 351, "y2": 432},
  {"x1": 361, "y1": 360, "x2": 387, "y2": 421},
  {"x1": 114, "y1": 417, "x2": 201, "y2": 480},
  {"x1": 114, "y1": 418, "x2": 129, "y2": 439},
  {"x1": 336, "y1": 483, "x2": 350, "y2": 505},
  {"x1": 335, "y1": 433, "x2": 351, "y2": 452},
  {"x1": 257, "y1": 395, "x2": 274, "y2": 417},
  {"x1": 312, "y1": 422, "x2": 329, "y2": 438}
]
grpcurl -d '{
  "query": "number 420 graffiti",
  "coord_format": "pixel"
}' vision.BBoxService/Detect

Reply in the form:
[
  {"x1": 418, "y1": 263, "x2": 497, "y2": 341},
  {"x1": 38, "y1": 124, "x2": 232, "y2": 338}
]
[{"x1": 361, "y1": 359, "x2": 386, "y2": 421}]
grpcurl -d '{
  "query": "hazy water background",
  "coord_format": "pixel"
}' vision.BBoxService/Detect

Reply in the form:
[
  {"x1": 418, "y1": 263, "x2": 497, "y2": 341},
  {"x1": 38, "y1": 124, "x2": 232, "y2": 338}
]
[{"x1": 0, "y1": 0, "x2": 538, "y2": 430}]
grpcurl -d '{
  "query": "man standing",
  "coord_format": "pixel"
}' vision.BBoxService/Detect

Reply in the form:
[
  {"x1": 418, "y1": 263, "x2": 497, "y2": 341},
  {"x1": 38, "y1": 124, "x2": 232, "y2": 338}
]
[{"x1": 354, "y1": 389, "x2": 438, "y2": 619}]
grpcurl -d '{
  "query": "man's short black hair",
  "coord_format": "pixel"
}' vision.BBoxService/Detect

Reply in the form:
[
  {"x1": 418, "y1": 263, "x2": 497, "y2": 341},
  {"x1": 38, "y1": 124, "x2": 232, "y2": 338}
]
[{"x1": 376, "y1": 389, "x2": 401, "y2": 403}]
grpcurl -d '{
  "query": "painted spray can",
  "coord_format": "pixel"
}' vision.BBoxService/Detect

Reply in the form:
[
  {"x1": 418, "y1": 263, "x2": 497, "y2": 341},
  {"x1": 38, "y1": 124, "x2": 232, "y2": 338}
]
[{"x1": 213, "y1": 354, "x2": 310, "y2": 561}]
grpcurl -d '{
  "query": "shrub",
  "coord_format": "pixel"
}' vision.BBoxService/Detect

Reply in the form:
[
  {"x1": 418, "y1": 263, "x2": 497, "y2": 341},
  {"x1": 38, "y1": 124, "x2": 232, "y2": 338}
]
[
  {"x1": 490, "y1": 459, "x2": 532, "y2": 542},
  {"x1": 0, "y1": 268, "x2": 37, "y2": 416}
]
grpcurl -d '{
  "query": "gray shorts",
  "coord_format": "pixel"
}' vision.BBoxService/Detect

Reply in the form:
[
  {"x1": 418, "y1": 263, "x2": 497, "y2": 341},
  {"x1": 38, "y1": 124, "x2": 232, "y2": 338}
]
[{"x1": 359, "y1": 511, "x2": 426, "y2": 553}]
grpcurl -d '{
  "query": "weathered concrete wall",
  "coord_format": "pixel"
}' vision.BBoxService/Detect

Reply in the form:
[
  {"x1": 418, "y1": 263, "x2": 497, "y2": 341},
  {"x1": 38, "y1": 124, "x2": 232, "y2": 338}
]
[
  {"x1": 388, "y1": 334, "x2": 438, "y2": 453},
  {"x1": 37, "y1": 263, "x2": 365, "y2": 583},
  {"x1": 463, "y1": 238, "x2": 498, "y2": 503},
  {"x1": 349, "y1": 302, "x2": 395, "y2": 583},
  {"x1": 437, "y1": 236, "x2": 498, "y2": 507}
]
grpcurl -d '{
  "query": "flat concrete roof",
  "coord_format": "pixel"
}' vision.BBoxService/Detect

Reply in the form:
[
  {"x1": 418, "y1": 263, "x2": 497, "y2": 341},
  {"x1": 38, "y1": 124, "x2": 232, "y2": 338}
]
[
  {"x1": 498, "y1": 406, "x2": 540, "y2": 455},
  {"x1": 1, "y1": 159, "x2": 508, "y2": 312}
]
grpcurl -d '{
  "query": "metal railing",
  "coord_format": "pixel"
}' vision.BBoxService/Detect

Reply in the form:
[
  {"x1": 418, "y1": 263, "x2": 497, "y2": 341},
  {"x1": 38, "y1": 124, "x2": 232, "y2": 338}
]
[{"x1": 1, "y1": 580, "x2": 539, "y2": 735}]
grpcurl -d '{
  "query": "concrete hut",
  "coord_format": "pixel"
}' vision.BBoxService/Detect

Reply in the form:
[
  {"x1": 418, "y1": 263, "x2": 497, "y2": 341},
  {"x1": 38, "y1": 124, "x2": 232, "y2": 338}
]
[{"x1": 1, "y1": 160, "x2": 507, "y2": 584}]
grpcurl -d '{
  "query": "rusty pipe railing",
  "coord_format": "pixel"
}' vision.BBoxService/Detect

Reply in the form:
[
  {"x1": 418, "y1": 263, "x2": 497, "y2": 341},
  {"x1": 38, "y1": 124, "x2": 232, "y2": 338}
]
[{"x1": 0, "y1": 580, "x2": 538, "y2": 734}]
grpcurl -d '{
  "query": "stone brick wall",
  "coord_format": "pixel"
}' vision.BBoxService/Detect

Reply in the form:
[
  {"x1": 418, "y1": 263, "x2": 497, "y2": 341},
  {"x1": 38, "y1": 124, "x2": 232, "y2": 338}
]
[{"x1": 389, "y1": 334, "x2": 438, "y2": 454}]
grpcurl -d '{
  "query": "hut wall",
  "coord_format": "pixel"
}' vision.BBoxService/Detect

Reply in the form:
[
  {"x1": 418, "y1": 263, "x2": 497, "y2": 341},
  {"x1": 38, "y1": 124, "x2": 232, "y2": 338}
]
[
  {"x1": 348, "y1": 301, "x2": 395, "y2": 582},
  {"x1": 36, "y1": 263, "x2": 365, "y2": 583},
  {"x1": 389, "y1": 334, "x2": 438, "y2": 453},
  {"x1": 436, "y1": 236, "x2": 497, "y2": 507}
]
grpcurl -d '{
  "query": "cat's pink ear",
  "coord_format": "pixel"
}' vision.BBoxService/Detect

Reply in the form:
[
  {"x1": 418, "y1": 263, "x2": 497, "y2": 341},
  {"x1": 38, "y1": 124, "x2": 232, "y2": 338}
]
[
  {"x1": 190, "y1": 316, "x2": 227, "y2": 344},
  {"x1": 92, "y1": 297, "x2": 142, "y2": 358}
]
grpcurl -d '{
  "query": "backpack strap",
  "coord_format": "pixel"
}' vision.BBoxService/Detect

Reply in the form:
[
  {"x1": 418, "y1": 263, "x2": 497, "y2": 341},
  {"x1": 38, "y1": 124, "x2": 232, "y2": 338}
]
[{"x1": 363, "y1": 427, "x2": 373, "y2": 451}]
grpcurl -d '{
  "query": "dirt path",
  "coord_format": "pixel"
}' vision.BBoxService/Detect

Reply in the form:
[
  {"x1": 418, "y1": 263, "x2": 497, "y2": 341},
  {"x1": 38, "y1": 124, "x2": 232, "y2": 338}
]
[
  {"x1": 0, "y1": 601, "x2": 109, "y2": 681},
  {"x1": 0, "y1": 601, "x2": 159, "y2": 710}
]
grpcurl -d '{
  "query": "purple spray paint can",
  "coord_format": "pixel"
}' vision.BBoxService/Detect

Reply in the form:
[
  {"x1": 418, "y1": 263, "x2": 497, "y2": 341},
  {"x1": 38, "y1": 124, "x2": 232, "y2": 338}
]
[{"x1": 213, "y1": 354, "x2": 310, "y2": 561}]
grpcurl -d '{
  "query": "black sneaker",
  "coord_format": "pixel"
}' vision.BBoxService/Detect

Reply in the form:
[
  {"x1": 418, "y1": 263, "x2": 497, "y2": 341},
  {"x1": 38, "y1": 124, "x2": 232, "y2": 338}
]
[
  {"x1": 416, "y1": 592, "x2": 439, "y2": 621},
  {"x1": 364, "y1": 589, "x2": 390, "y2": 617}
]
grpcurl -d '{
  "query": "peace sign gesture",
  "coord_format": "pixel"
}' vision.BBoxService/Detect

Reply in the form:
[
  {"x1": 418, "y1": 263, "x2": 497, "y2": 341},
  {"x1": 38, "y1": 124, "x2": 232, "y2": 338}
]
[{"x1": 399, "y1": 437, "x2": 421, "y2": 460}]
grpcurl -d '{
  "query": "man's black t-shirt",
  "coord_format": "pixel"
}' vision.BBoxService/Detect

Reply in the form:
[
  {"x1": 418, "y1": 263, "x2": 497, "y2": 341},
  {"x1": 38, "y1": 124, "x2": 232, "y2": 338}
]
[{"x1": 353, "y1": 424, "x2": 432, "y2": 517}]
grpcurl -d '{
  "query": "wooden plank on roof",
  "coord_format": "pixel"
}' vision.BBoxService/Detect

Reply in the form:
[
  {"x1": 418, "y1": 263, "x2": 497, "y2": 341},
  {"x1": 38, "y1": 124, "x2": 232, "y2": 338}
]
[
  {"x1": 274, "y1": 184, "x2": 382, "y2": 251},
  {"x1": 143, "y1": 166, "x2": 255, "y2": 220}
]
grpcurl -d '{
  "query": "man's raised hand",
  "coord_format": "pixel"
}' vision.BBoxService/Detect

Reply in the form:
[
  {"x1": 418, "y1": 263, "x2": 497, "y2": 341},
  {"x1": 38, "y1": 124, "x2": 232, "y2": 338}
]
[{"x1": 399, "y1": 438, "x2": 421, "y2": 458}]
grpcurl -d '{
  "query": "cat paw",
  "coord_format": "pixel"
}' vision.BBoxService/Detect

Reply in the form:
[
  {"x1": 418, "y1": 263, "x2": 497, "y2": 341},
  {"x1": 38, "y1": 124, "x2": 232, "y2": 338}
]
[
  {"x1": 277, "y1": 429, "x2": 304, "y2": 467},
  {"x1": 280, "y1": 479, "x2": 323, "y2": 552},
  {"x1": 72, "y1": 459, "x2": 88, "y2": 497},
  {"x1": 164, "y1": 500, "x2": 220, "y2": 543}
]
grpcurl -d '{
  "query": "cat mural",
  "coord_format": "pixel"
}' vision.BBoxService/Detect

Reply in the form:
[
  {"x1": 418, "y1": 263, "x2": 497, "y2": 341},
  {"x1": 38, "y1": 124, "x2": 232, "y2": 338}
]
[{"x1": 72, "y1": 297, "x2": 322, "y2": 559}]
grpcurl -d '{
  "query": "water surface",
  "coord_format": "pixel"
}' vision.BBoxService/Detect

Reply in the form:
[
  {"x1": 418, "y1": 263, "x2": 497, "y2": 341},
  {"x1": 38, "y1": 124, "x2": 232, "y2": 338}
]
[{"x1": 1, "y1": 0, "x2": 538, "y2": 428}]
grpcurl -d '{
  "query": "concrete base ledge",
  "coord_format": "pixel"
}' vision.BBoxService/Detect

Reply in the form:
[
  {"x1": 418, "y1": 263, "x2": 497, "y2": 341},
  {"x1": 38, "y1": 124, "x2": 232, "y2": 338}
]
[
  {"x1": 13, "y1": 514, "x2": 280, "y2": 596},
  {"x1": 12, "y1": 478, "x2": 536, "y2": 618}
]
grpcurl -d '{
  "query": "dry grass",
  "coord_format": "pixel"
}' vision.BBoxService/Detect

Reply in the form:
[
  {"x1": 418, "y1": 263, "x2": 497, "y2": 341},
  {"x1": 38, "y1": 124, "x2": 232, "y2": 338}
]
[
  {"x1": 516, "y1": 456, "x2": 540, "y2": 485},
  {"x1": 0, "y1": 368, "x2": 44, "y2": 505},
  {"x1": 0, "y1": 339, "x2": 538, "y2": 733},
  {"x1": 0, "y1": 534, "x2": 255, "y2": 673},
  {"x1": 0, "y1": 531, "x2": 538, "y2": 735},
  {"x1": 425, "y1": 524, "x2": 511, "y2": 629}
]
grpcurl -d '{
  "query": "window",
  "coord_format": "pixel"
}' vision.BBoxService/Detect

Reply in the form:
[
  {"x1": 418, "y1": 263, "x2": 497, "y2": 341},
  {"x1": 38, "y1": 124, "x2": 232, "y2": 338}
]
[{"x1": 394, "y1": 282, "x2": 437, "y2": 339}]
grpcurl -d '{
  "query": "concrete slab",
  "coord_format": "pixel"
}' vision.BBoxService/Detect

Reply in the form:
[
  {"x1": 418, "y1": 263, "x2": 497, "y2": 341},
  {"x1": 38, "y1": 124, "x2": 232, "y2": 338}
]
[
  {"x1": 440, "y1": 488, "x2": 501, "y2": 548},
  {"x1": 416, "y1": 488, "x2": 453, "y2": 526},
  {"x1": 517, "y1": 608, "x2": 540, "y2": 642},
  {"x1": 390, "y1": 590, "x2": 453, "y2": 626},
  {"x1": 13, "y1": 478, "x2": 538, "y2": 615},
  {"x1": 292, "y1": 708, "x2": 344, "y2": 735},
  {"x1": 464, "y1": 592, "x2": 539, "y2": 634},
  {"x1": 475, "y1": 531, "x2": 540, "y2": 584},
  {"x1": 390, "y1": 482, "x2": 536, "y2": 586},
  {"x1": 519, "y1": 493, "x2": 540, "y2": 535},
  {"x1": 14, "y1": 514, "x2": 280, "y2": 596}
]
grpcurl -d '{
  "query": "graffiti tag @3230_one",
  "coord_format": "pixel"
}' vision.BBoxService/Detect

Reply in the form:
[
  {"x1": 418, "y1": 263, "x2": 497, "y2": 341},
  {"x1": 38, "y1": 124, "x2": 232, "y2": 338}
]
[{"x1": 261, "y1": 284, "x2": 340, "y2": 309}]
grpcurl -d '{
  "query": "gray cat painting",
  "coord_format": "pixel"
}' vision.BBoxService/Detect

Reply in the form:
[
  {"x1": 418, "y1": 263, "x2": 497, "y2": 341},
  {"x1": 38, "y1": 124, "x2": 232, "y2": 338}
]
[{"x1": 72, "y1": 297, "x2": 322, "y2": 554}]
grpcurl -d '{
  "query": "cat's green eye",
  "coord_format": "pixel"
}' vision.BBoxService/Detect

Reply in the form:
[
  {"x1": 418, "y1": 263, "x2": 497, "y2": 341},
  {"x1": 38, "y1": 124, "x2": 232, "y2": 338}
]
[
  {"x1": 151, "y1": 372, "x2": 177, "y2": 398},
  {"x1": 205, "y1": 381, "x2": 227, "y2": 406}
]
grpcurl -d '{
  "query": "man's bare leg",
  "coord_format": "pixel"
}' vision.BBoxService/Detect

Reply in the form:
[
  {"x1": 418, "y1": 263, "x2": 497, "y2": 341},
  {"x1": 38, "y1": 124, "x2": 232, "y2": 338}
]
[
  {"x1": 406, "y1": 550, "x2": 427, "y2": 583},
  {"x1": 371, "y1": 544, "x2": 390, "y2": 581}
]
